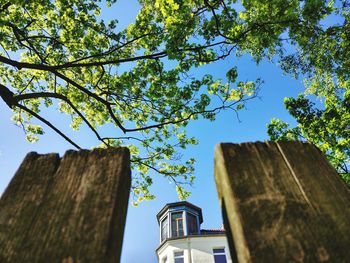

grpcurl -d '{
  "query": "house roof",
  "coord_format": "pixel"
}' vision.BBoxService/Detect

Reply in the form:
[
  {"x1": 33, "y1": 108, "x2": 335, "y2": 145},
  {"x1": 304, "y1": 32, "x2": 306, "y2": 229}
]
[
  {"x1": 156, "y1": 201, "x2": 203, "y2": 224},
  {"x1": 200, "y1": 229, "x2": 226, "y2": 235}
]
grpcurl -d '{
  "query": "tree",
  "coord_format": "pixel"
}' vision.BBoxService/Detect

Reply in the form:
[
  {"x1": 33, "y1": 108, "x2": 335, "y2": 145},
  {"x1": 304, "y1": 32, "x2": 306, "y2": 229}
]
[
  {"x1": 268, "y1": 1, "x2": 350, "y2": 186},
  {"x1": 1, "y1": 0, "x2": 348, "y2": 202}
]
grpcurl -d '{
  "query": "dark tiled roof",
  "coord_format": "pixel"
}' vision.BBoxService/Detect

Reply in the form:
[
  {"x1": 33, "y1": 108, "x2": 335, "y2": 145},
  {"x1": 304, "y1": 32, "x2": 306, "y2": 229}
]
[{"x1": 200, "y1": 229, "x2": 226, "y2": 235}]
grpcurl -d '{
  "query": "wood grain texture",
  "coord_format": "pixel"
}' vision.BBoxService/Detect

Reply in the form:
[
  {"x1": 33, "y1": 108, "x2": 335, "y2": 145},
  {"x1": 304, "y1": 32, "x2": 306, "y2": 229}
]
[
  {"x1": 0, "y1": 148, "x2": 130, "y2": 263},
  {"x1": 215, "y1": 141, "x2": 350, "y2": 263}
]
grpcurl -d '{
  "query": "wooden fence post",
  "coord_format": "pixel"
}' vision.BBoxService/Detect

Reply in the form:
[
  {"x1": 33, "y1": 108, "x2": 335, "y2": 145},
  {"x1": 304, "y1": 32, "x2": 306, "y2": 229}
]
[
  {"x1": 0, "y1": 148, "x2": 130, "y2": 263},
  {"x1": 215, "y1": 141, "x2": 350, "y2": 263}
]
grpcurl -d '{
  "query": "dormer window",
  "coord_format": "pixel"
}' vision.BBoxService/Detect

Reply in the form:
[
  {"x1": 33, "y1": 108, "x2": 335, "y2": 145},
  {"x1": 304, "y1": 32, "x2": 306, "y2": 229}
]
[
  {"x1": 187, "y1": 212, "x2": 198, "y2": 235},
  {"x1": 161, "y1": 216, "x2": 168, "y2": 242},
  {"x1": 171, "y1": 212, "x2": 184, "y2": 237},
  {"x1": 157, "y1": 201, "x2": 203, "y2": 242}
]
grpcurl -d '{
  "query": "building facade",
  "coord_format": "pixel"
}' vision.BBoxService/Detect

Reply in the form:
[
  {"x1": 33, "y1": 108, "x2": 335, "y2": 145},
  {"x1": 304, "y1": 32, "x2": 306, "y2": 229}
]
[{"x1": 156, "y1": 201, "x2": 232, "y2": 263}]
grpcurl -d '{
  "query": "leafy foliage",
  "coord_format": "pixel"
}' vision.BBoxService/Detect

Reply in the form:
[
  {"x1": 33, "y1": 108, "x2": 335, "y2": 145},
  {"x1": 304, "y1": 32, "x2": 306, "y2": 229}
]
[
  {"x1": 268, "y1": 93, "x2": 350, "y2": 185},
  {"x1": 268, "y1": 1, "x2": 350, "y2": 185},
  {"x1": 1, "y1": 0, "x2": 349, "y2": 202}
]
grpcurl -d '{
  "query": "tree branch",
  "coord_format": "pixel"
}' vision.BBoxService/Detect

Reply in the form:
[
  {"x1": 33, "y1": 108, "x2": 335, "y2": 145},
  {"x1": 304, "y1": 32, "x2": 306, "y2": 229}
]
[
  {"x1": 0, "y1": 83, "x2": 16, "y2": 108},
  {"x1": 1, "y1": 83, "x2": 81, "y2": 149},
  {"x1": 16, "y1": 103, "x2": 82, "y2": 149},
  {"x1": 0, "y1": 39, "x2": 228, "y2": 71},
  {"x1": 15, "y1": 92, "x2": 109, "y2": 147}
]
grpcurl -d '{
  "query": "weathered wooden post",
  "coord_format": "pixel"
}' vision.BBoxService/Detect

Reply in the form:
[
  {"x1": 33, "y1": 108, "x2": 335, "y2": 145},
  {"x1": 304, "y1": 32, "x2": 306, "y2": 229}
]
[
  {"x1": 215, "y1": 141, "x2": 350, "y2": 263},
  {"x1": 0, "y1": 148, "x2": 130, "y2": 263}
]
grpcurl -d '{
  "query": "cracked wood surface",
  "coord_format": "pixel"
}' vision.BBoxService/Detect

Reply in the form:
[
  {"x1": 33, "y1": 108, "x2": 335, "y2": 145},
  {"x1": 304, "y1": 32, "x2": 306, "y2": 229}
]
[
  {"x1": 215, "y1": 141, "x2": 350, "y2": 263},
  {"x1": 0, "y1": 148, "x2": 130, "y2": 263}
]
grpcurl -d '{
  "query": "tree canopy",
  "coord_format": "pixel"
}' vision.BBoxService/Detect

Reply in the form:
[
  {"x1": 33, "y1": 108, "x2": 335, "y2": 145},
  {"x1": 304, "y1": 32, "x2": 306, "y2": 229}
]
[
  {"x1": 267, "y1": 0, "x2": 350, "y2": 185},
  {"x1": 1, "y1": 0, "x2": 349, "y2": 202}
]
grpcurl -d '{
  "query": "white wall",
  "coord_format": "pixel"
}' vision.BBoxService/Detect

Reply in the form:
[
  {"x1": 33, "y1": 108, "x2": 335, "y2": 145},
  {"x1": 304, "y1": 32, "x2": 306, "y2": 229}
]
[{"x1": 157, "y1": 235, "x2": 232, "y2": 263}]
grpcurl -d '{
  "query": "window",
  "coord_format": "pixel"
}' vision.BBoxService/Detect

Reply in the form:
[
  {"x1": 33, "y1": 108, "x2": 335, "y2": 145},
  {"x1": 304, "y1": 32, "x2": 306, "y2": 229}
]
[
  {"x1": 171, "y1": 212, "x2": 184, "y2": 237},
  {"x1": 162, "y1": 256, "x2": 167, "y2": 263},
  {"x1": 187, "y1": 213, "x2": 198, "y2": 235},
  {"x1": 174, "y1": 251, "x2": 184, "y2": 263},
  {"x1": 161, "y1": 217, "x2": 168, "y2": 241},
  {"x1": 213, "y1": 248, "x2": 227, "y2": 263}
]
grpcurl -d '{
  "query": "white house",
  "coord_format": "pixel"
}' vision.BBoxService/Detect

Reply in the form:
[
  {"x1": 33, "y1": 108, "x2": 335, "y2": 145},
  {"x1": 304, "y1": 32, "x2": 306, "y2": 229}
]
[{"x1": 156, "y1": 201, "x2": 232, "y2": 263}]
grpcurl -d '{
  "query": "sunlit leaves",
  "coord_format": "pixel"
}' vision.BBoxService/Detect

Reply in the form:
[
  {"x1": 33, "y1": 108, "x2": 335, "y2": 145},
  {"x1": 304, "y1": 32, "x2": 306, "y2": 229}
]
[
  {"x1": 226, "y1": 67, "x2": 238, "y2": 83},
  {"x1": 266, "y1": 1, "x2": 350, "y2": 186},
  {"x1": 3, "y1": 0, "x2": 348, "y2": 203},
  {"x1": 25, "y1": 124, "x2": 44, "y2": 142},
  {"x1": 268, "y1": 93, "x2": 350, "y2": 185}
]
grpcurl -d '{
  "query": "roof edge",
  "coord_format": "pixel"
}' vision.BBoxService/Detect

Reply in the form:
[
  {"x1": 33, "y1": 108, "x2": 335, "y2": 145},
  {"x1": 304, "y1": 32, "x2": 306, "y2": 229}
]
[
  {"x1": 155, "y1": 233, "x2": 227, "y2": 253},
  {"x1": 156, "y1": 201, "x2": 203, "y2": 223}
]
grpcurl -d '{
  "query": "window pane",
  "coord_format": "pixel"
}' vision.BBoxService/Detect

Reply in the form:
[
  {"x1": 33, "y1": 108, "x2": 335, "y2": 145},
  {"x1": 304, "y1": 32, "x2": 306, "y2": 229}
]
[
  {"x1": 174, "y1": 250, "x2": 184, "y2": 263},
  {"x1": 214, "y1": 255, "x2": 227, "y2": 263},
  {"x1": 213, "y1": 248, "x2": 225, "y2": 254},
  {"x1": 214, "y1": 248, "x2": 227, "y2": 263},
  {"x1": 174, "y1": 251, "x2": 184, "y2": 257},
  {"x1": 171, "y1": 212, "x2": 184, "y2": 237},
  {"x1": 187, "y1": 213, "x2": 198, "y2": 235},
  {"x1": 161, "y1": 217, "x2": 168, "y2": 241}
]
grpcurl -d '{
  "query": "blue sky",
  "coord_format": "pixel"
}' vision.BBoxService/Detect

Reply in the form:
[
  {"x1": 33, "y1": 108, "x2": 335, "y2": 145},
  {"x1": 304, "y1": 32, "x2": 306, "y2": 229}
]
[
  {"x1": 0, "y1": 60, "x2": 303, "y2": 263},
  {"x1": 0, "y1": 1, "x2": 306, "y2": 262}
]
